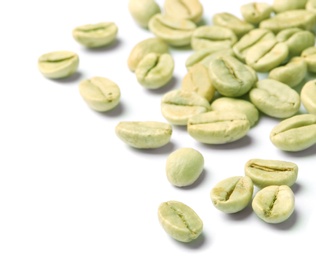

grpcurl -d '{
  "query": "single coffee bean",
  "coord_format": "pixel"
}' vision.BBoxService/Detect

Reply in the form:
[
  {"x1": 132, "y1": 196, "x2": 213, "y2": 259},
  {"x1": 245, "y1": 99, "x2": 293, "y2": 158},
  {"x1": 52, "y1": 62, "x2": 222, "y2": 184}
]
[
  {"x1": 245, "y1": 39, "x2": 289, "y2": 72},
  {"x1": 249, "y1": 79, "x2": 300, "y2": 118},
  {"x1": 240, "y1": 2, "x2": 273, "y2": 25},
  {"x1": 166, "y1": 148, "x2": 204, "y2": 187},
  {"x1": 259, "y1": 10, "x2": 316, "y2": 34},
  {"x1": 161, "y1": 89, "x2": 211, "y2": 125},
  {"x1": 181, "y1": 63, "x2": 215, "y2": 101},
  {"x1": 79, "y1": 77, "x2": 120, "y2": 112},
  {"x1": 115, "y1": 121, "x2": 172, "y2": 149},
  {"x1": 301, "y1": 46, "x2": 316, "y2": 73},
  {"x1": 208, "y1": 55, "x2": 257, "y2": 97},
  {"x1": 38, "y1": 51, "x2": 79, "y2": 79},
  {"x1": 268, "y1": 57, "x2": 307, "y2": 88},
  {"x1": 128, "y1": 0, "x2": 161, "y2": 28},
  {"x1": 233, "y1": 28, "x2": 275, "y2": 63},
  {"x1": 187, "y1": 110, "x2": 250, "y2": 144},
  {"x1": 276, "y1": 28, "x2": 315, "y2": 57},
  {"x1": 270, "y1": 114, "x2": 316, "y2": 151},
  {"x1": 210, "y1": 97, "x2": 259, "y2": 127},
  {"x1": 163, "y1": 0, "x2": 203, "y2": 23},
  {"x1": 301, "y1": 80, "x2": 316, "y2": 115},
  {"x1": 212, "y1": 12, "x2": 254, "y2": 38},
  {"x1": 245, "y1": 159, "x2": 298, "y2": 188},
  {"x1": 148, "y1": 14, "x2": 196, "y2": 47},
  {"x1": 272, "y1": 0, "x2": 307, "y2": 13},
  {"x1": 210, "y1": 176, "x2": 254, "y2": 213},
  {"x1": 135, "y1": 52, "x2": 174, "y2": 89},
  {"x1": 191, "y1": 25, "x2": 237, "y2": 51},
  {"x1": 72, "y1": 22, "x2": 118, "y2": 48},
  {"x1": 158, "y1": 200, "x2": 203, "y2": 242},
  {"x1": 252, "y1": 185, "x2": 295, "y2": 224},
  {"x1": 185, "y1": 48, "x2": 235, "y2": 69},
  {"x1": 127, "y1": 37, "x2": 169, "y2": 72}
]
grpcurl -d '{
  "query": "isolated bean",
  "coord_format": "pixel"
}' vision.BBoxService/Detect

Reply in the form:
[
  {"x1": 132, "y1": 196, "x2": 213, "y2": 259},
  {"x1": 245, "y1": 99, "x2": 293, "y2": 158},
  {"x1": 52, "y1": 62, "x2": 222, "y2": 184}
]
[
  {"x1": 79, "y1": 77, "x2": 120, "y2": 112},
  {"x1": 187, "y1": 110, "x2": 250, "y2": 144},
  {"x1": 301, "y1": 46, "x2": 316, "y2": 73},
  {"x1": 210, "y1": 176, "x2": 254, "y2": 213},
  {"x1": 270, "y1": 114, "x2": 316, "y2": 151},
  {"x1": 252, "y1": 185, "x2": 295, "y2": 224},
  {"x1": 272, "y1": 0, "x2": 307, "y2": 13},
  {"x1": 158, "y1": 200, "x2": 203, "y2": 242},
  {"x1": 115, "y1": 121, "x2": 172, "y2": 149},
  {"x1": 166, "y1": 148, "x2": 204, "y2": 187},
  {"x1": 72, "y1": 22, "x2": 118, "y2": 48},
  {"x1": 245, "y1": 159, "x2": 298, "y2": 188},
  {"x1": 38, "y1": 51, "x2": 79, "y2": 79}
]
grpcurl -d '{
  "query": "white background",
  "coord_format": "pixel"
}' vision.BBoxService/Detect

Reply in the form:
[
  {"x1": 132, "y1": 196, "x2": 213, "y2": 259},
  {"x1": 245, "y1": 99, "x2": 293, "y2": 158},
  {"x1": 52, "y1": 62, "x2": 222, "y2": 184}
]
[{"x1": 1, "y1": 0, "x2": 315, "y2": 259}]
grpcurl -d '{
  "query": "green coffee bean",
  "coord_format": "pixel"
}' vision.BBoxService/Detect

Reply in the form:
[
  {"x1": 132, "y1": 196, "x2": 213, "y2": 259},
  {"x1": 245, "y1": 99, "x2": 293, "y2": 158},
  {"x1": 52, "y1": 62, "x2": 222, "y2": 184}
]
[
  {"x1": 213, "y1": 12, "x2": 254, "y2": 38},
  {"x1": 240, "y1": 2, "x2": 273, "y2": 25},
  {"x1": 163, "y1": 0, "x2": 203, "y2": 23},
  {"x1": 249, "y1": 79, "x2": 300, "y2": 118},
  {"x1": 259, "y1": 9, "x2": 316, "y2": 34},
  {"x1": 301, "y1": 46, "x2": 316, "y2": 73},
  {"x1": 210, "y1": 176, "x2": 254, "y2": 214},
  {"x1": 148, "y1": 14, "x2": 196, "y2": 47},
  {"x1": 127, "y1": 37, "x2": 169, "y2": 72},
  {"x1": 166, "y1": 148, "x2": 204, "y2": 187},
  {"x1": 276, "y1": 28, "x2": 315, "y2": 57},
  {"x1": 72, "y1": 22, "x2": 118, "y2": 48},
  {"x1": 301, "y1": 80, "x2": 316, "y2": 115},
  {"x1": 245, "y1": 159, "x2": 298, "y2": 189},
  {"x1": 135, "y1": 53, "x2": 174, "y2": 89},
  {"x1": 208, "y1": 55, "x2": 257, "y2": 97},
  {"x1": 252, "y1": 185, "x2": 295, "y2": 224},
  {"x1": 268, "y1": 57, "x2": 307, "y2": 88},
  {"x1": 270, "y1": 114, "x2": 316, "y2": 151},
  {"x1": 210, "y1": 97, "x2": 259, "y2": 127},
  {"x1": 161, "y1": 89, "x2": 211, "y2": 125},
  {"x1": 128, "y1": 0, "x2": 161, "y2": 28},
  {"x1": 245, "y1": 39, "x2": 289, "y2": 72},
  {"x1": 38, "y1": 51, "x2": 79, "y2": 79},
  {"x1": 272, "y1": 0, "x2": 307, "y2": 13},
  {"x1": 79, "y1": 77, "x2": 120, "y2": 112},
  {"x1": 185, "y1": 48, "x2": 235, "y2": 69},
  {"x1": 181, "y1": 63, "x2": 215, "y2": 101},
  {"x1": 158, "y1": 200, "x2": 203, "y2": 242},
  {"x1": 187, "y1": 111, "x2": 250, "y2": 144},
  {"x1": 115, "y1": 121, "x2": 172, "y2": 149},
  {"x1": 233, "y1": 28, "x2": 275, "y2": 63},
  {"x1": 191, "y1": 25, "x2": 237, "y2": 51}
]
